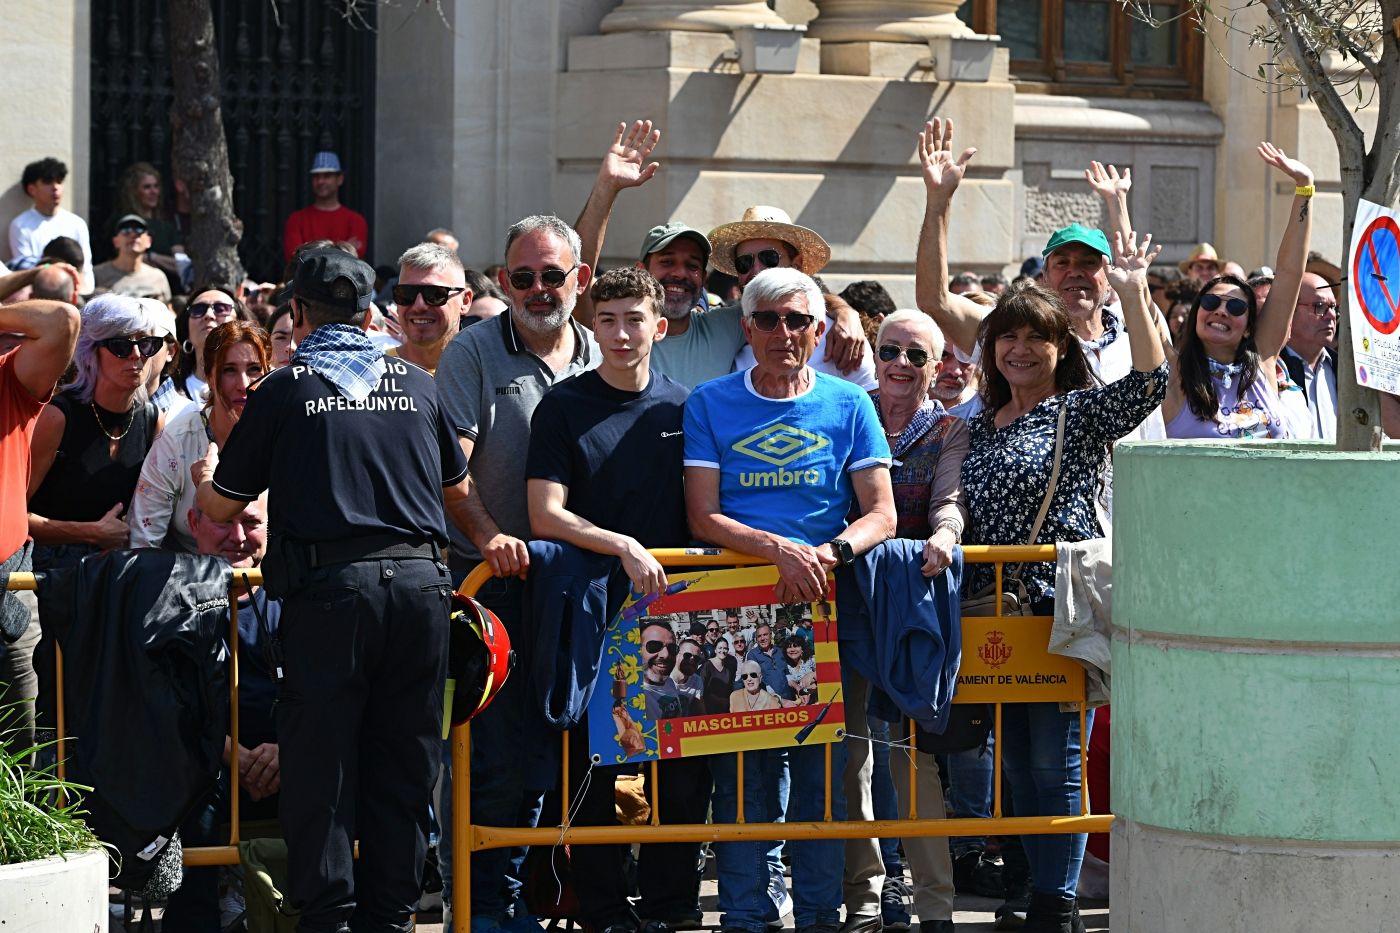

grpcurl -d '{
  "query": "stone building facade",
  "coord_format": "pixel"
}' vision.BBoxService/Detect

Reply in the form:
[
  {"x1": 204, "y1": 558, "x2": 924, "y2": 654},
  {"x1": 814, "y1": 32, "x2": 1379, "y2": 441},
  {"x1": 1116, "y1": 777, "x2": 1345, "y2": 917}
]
[{"x1": 0, "y1": 0, "x2": 1361, "y2": 302}]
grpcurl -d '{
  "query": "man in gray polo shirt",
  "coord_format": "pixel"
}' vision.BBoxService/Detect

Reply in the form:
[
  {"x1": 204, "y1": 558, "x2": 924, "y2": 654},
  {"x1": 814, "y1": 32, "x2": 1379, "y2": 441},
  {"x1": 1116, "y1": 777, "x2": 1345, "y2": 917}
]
[{"x1": 435, "y1": 213, "x2": 598, "y2": 933}]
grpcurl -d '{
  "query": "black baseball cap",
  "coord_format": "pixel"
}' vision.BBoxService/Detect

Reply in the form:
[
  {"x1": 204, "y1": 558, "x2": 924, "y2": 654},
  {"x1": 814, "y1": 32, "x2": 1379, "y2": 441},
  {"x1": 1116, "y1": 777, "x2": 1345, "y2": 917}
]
[{"x1": 291, "y1": 247, "x2": 375, "y2": 311}]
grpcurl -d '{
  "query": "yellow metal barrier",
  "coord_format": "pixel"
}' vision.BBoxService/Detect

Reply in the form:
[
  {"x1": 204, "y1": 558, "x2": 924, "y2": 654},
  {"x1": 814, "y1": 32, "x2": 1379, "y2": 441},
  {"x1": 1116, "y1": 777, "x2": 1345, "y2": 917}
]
[
  {"x1": 450, "y1": 545, "x2": 1111, "y2": 927},
  {"x1": 9, "y1": 543, "x2": 1112, "y2": 914}
]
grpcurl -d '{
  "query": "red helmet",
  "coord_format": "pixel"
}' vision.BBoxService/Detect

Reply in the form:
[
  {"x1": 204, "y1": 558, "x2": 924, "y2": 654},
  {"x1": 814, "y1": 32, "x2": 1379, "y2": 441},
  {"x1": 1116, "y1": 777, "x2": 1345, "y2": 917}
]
[{"x1": 448, "y1": 592, "x2": 516, "y2": 724}]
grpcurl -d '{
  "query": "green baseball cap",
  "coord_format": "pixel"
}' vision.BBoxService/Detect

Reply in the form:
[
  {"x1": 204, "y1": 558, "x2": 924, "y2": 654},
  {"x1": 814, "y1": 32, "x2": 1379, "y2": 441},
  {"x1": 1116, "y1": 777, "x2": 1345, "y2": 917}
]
[
  {"x1": 640, "y1": 222, "x2": 712, "y2": 265},
  {"x1": 1042, "y1": 223, "x2": 1111, "y2": 259}
]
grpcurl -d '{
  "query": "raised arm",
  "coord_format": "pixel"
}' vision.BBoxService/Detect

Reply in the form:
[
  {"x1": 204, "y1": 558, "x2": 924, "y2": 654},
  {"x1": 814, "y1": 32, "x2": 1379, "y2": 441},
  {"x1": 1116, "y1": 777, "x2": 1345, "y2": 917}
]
[
  {"x1": 914, "y1": 118, "x2": 986, "y2": 357},
  {"x1": 1084, "y1": 162, "x2": 1133, "y2": 248},
  {"x1": 0, "y1": 299, "x2": 80, "y2": 399},
  {"x1": 1254, "y1": 143, "x2": 1315, "y2": 360},
  {"x1": 572, "y1": 119, "x2": 661, "y2": 326},
  {"x1": 1104, "y1": 231, "x2": 1166, "y2": 374}
]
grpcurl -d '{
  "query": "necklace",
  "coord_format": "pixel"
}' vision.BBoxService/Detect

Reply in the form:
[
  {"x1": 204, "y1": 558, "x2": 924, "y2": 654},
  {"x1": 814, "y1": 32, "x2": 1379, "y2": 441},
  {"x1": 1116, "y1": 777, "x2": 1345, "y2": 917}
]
[{"x1": 91, "y1": 400, "x2": 137, "y2": 440}]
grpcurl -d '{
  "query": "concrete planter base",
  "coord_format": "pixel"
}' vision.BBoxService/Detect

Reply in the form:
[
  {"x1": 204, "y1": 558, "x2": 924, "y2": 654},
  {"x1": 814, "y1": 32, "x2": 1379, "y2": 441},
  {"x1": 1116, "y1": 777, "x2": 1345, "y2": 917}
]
[
  {"x1": 0, "y1": 848, "x2": 108, "y2": 928},
  {"x1": 1112, "y1": 442, "x2": 1400, "y2": 931}
]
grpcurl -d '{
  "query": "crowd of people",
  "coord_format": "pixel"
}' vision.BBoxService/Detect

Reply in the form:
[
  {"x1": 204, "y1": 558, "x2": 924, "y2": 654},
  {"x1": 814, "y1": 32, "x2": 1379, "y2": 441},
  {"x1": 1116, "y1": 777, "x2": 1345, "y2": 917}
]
[{"x1": 0, "y1": 113, "x2": 1388, "y2": 933}]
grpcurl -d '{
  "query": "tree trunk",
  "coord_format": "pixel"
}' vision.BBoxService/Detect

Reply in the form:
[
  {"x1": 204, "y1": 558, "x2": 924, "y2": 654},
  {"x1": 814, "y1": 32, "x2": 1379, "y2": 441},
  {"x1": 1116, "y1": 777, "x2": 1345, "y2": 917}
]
[{"x1": 167, "y1": 0, "x2": 244, "y2": 289}]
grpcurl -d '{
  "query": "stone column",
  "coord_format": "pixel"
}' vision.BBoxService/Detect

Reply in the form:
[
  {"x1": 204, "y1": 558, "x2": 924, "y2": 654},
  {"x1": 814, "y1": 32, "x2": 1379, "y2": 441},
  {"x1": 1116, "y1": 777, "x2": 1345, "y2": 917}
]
[
  {"x1": 806, "y1": 0, "x2": 971, "y2": 42},
  {"x1": 600, "y1": 0, "x2": 786, "y2": 34}
]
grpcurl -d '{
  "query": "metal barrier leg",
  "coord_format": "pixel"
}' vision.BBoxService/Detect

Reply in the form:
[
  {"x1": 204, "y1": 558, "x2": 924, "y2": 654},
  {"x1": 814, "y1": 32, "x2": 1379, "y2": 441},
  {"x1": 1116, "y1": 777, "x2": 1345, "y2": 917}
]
[{"x1": 454, "y1": 720, "x2": 471, "y2": 931}]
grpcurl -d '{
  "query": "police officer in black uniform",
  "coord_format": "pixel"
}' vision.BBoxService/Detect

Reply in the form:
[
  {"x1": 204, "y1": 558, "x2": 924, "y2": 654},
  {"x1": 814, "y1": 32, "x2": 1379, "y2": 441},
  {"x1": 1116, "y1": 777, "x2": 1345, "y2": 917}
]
[{"x1": 194, "y1": 247, "x2": 473, "y2": 933}]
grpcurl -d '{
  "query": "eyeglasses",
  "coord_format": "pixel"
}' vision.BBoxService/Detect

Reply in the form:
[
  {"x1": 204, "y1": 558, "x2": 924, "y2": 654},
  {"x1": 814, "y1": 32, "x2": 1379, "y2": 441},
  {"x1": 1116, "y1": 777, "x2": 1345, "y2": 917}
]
[
  {"x1": 189, "y1": 301, "x2": 236, "y2": 319},
  {"x1": 507, "y1": 266, "x2": 577, "y2": 291},
  {"x1": 878, "y1": 344, "x2": 930, "y2": 367},
  {"x1": 706, "y1": 626, "x2": 719, "y2": 632},
  {"x1": 643, "y1": 640, "x2": 678, "y2": 656},
  {"x1": 1297, "y1": 300, "x2": 1338, "y2": 317},
  {"x1": 734, "y1": 249, "x2": 784, "y2": 276},
  {"x1": 99, "y1": 336, "x2": 163, "y2": 359},
  {"x1": 393, "y1": 284, "x2": 466, "y2": 307},
  {"x1": 741, "y1": 672, "x2": 762, "y2": 681},
  {"x1": 1198, "y1": 293, "x2": 1249, "y2": 317},
  {"x1": 749, "y1": 310, "x2": 816, "y2": 333}
]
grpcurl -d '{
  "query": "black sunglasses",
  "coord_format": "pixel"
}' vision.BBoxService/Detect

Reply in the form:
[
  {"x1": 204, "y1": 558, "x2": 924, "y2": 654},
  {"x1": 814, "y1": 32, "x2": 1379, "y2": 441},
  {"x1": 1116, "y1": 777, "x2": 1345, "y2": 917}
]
[
  {"x1": 99, "y1": 336, "x2": 163, "y2": 359},
  {"x1": 878, "y1": 344, "x2": 930, "y2": 367},
  {"x1": 189, "y1": 301, "x2": 236, "y2": 319},
  {"x1": 508, "y1": 266, "x2": 577, "y2": 291},
  {"x1": 734, "y1": 249, "x2": 784, "y2": 276},
  {"x1": 393, "y1": 284, "x2": 465, "y2": 307},
  {"x1": 644, "y1": 640, "x2": 678, "y2": 656},
  {"x1": 749, "y1": 310, "x2": 815, "y2": 333},
  {"x1": 741, "y1": 672, "x2": 762, "y2": 681},
  {"x1": 1199, "y1": 293, "x2": 1249, "y2": 317},
  {"x1": 117, "y1": 223, "x2": 147, "y2": 236}
]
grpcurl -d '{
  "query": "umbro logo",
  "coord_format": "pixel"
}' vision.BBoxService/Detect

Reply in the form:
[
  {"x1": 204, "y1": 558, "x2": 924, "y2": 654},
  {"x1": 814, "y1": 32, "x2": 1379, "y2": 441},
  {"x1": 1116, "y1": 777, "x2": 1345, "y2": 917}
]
[{"x1": 731, "y1": 423, "x2": 829, "y2": 466}]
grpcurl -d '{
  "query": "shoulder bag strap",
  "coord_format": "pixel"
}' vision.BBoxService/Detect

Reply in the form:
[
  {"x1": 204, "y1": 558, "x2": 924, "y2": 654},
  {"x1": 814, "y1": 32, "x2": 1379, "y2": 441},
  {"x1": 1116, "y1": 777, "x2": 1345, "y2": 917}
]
[{"x1": 1006, "y1": 400, "x2": 1068, "y2": 595}]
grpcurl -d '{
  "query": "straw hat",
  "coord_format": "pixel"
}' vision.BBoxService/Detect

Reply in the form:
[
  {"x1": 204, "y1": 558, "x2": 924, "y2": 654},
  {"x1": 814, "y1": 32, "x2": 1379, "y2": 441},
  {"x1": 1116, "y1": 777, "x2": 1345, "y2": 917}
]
[
  {"x1": 707, "y1": 206, "x2": 831, "y2": 277},
  {"x1": 1179, "y1": 242, "x2": 1225, "y2": 275}
]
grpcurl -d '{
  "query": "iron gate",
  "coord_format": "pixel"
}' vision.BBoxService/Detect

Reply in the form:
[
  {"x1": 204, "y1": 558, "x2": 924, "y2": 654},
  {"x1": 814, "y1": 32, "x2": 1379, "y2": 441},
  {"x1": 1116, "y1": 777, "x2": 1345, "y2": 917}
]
[{"x1": 90, "y1": 0, "x2": 377, "y2": 282}]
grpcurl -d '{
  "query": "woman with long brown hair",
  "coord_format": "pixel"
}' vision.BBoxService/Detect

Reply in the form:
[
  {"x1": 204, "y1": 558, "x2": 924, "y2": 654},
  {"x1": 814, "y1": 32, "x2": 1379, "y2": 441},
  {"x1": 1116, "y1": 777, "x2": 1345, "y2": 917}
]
[{"x1": 129, "y1": 320, "x2": 270, "y2": 551}]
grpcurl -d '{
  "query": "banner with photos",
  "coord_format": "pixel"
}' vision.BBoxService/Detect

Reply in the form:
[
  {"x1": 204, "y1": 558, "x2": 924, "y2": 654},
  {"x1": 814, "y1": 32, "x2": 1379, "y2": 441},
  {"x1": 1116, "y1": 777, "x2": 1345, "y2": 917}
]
[{"x1": 588, "y1": 566, "x2": 843, "y2": 763}]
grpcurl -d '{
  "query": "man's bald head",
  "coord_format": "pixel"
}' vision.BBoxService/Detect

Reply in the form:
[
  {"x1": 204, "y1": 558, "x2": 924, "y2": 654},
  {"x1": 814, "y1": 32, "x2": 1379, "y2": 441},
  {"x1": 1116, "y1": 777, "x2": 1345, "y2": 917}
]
[{"x1": 31, "y1": 266, "x2": 77, "y2": 302}]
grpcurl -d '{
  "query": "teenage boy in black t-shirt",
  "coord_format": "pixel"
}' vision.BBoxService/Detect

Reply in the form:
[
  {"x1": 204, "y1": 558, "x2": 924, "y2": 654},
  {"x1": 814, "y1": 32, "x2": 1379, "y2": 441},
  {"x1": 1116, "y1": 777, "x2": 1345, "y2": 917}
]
[{"x1": 525, "y1": 267, "x2": 708, "y2": 933}]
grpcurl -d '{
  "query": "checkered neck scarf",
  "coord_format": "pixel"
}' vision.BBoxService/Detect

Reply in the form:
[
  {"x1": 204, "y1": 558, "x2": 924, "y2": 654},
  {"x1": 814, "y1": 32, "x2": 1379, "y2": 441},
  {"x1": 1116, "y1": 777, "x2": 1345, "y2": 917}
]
[
  {"x1": 294, "y1": 323, "x2": 386, "y2": 402},
  {"x1": 151, "y1": 376, "x2": 181, "y2": 412}
]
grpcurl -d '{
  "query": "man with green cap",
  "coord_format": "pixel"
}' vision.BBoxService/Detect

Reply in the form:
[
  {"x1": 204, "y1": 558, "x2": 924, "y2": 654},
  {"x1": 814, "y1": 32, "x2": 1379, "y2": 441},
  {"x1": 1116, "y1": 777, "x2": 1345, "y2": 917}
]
[{"x1": 912, "y1": 118, "x2": 1168, "y2": 443}]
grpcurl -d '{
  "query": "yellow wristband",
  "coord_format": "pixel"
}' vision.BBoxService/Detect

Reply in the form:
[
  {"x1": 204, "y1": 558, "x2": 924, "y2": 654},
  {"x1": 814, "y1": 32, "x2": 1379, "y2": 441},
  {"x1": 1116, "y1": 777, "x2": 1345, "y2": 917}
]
[{"x1": 1295, "y1": 184, "x2": 1315, "y2": 197}]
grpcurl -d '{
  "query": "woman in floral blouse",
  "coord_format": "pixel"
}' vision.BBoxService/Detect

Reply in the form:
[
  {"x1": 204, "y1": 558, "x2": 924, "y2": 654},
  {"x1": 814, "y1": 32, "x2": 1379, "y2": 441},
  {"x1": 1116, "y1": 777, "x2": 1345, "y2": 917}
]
[{"x1": 960, "y1": 231, "x2": 1167, "y2": 931}]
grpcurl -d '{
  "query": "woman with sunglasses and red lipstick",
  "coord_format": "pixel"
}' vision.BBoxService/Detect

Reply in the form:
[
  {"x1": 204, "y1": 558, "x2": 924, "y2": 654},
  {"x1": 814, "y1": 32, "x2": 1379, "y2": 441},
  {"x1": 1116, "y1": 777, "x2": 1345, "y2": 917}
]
[
  {"x1": 172, "y1": 285, "x2": 256, "y2": 404},
  {"x1": 28, "y1": 294, "x2": 164, "y2": 566},
  {"x1": 1164, "y1": 144, "x2": 1315, "y2": 439}
]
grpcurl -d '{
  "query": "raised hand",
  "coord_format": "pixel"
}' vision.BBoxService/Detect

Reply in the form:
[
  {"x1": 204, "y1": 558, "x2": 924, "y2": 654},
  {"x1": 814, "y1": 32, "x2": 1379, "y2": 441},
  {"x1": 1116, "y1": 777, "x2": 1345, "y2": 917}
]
[
  {"x1": 1106, "y1": 230, "x2": 1161, "y2": 293},
  {"x1": 598, "y1": 120, "x2": 661, "y2": 192},
  {"x1": 917, "y1": 118, "x2": 977, "y2": 200},
  {"x1": 1257, "y1": 142, "x2": 1314, "y2": 187},
  {"x1": 1084, "y1": 161, "x2": 1132, "y2": 202}
]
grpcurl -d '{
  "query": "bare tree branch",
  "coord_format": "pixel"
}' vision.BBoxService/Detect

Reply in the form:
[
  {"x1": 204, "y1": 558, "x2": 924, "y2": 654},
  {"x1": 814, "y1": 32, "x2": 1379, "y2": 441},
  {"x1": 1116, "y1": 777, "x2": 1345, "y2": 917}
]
[{"x1": 1262, "y1": 0, "x2": 1367, "y2": 170}]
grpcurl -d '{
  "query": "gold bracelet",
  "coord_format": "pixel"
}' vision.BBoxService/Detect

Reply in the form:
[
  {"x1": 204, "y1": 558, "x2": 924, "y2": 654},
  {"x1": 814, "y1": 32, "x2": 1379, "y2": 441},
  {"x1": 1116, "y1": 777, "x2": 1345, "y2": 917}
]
[{"x1": 1295, "y1": 184, "x2": 1315, "y2": 197}]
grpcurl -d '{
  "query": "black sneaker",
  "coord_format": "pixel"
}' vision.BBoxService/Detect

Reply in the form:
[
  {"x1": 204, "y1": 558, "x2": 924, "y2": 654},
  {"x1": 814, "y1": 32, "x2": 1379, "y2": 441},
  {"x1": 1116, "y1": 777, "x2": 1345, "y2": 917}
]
[
  {"x1": 993, "y1": 887, "x2": 1030, "y2": 931},
  {"x1": 953, "y1": 850, "x2": 1004, "y2": 899},
  {"x1": 839, "y1": 915, "x2": 882, "y2": 933}
]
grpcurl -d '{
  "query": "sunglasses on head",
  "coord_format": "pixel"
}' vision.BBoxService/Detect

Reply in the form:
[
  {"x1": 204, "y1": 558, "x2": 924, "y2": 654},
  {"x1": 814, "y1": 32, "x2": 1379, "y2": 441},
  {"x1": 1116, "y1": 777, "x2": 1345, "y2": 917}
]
[
  {"x1": 99, "y1": 335, "x2": 163, "y2": 359},
  {"x1": 734, "y1": 249, "x2": 784, "y2": 276},
  {"x1": 644, "y1": 640, "x2": 678, "y2": 656},
  {"x1": 877, "y1": 344, "x2": 930, "y2": 367},
  {"x1": 189, "y1": 301, "x2": 235, "y2": 319},
  {"x1": 508, "y1": 266, "x2": 577, "y2": 291},
  {"x1": 749, "y1": 310, "x2": 815, "y2": 333},
  {"x1": 1199, "y1": 293, "x2": 1249, "y2": 317},
  {"x1": 392, "y1": 284, "x2": 465, "y2": 307}
]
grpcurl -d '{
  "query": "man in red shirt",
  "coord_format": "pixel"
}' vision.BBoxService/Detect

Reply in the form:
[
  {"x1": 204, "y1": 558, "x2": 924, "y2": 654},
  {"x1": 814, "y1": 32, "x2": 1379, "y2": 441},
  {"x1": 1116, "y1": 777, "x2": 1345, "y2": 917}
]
[
  {"x1": 0, "y1": 293, "x2": 80, "y2": 750},
  {"x1": 282, "y1": 151, "x2": 370, "y2": 261}
]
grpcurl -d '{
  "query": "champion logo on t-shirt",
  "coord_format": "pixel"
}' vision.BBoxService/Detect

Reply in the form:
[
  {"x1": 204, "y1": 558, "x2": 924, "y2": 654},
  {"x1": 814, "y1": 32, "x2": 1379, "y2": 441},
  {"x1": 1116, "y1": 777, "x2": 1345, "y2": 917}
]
[{"x1": 660, "y1": 430, "x2": 683, "y2": 438}]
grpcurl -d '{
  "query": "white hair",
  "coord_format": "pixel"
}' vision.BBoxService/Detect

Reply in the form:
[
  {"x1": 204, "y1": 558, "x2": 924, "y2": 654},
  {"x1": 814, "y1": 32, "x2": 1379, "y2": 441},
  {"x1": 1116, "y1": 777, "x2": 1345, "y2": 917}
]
[
  {"x1": 740, "y1": 267, "x2": 824, "y2": 320},
  {"x1": 504, "y1": 214, "x2": 583, "y2": 266},
  {"x1": 876, "y1": 309, "x2": 945, "y2": 361},
  {"x1": 399, "y1": 241, "x2": 465, "y2": 278},
  {"x1": 69, "y1": 294, "x2": 155, "y2": 404}
]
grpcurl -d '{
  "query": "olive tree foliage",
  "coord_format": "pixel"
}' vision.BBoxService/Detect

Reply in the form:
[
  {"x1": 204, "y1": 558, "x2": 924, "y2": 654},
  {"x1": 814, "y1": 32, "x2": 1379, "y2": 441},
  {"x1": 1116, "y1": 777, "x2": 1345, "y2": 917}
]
[{"x1": 1129, "y1": 0, "x2": 1400, "y2": 449}]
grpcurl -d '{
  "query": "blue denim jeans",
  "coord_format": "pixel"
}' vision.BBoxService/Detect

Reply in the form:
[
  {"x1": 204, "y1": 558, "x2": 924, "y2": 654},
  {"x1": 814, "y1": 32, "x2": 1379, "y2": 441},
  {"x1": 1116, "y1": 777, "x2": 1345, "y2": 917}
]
[
  {"x1": 943, "y1": 738, "x2": 995, "y2": 858},
  {"x1": 867, "y1": 716, "x2": 902, "y2": 873},
  {"x1": 462, "y1": 574, "x2": 548, "y2": 923},
  {"x1": 1000, "y1": 703, "x2": 1093, "y2": 900},
  {"x1": 711, "y1": 743, "x2": 849, "y2": 931}
]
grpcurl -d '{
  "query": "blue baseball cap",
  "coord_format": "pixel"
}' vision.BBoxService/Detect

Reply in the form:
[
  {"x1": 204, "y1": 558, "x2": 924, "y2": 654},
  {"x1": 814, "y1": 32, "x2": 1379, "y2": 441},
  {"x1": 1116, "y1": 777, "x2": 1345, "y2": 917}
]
[{"x1": 310, "y1": 151, "x2": 343, "y2": 174}]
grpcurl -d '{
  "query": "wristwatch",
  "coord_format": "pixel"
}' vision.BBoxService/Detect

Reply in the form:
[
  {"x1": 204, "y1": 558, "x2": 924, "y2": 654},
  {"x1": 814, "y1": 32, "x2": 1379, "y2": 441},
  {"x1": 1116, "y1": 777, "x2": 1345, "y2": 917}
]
[{"x1": 829, "y1": 538, "x2": 855, "y2": 567}]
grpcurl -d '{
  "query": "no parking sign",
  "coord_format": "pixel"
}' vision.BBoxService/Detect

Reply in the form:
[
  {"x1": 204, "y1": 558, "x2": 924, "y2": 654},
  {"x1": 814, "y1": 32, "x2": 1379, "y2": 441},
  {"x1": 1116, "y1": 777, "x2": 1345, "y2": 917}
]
[{"x1": 1348, "y1": 199, "x2": 1400, "y2": 393}]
